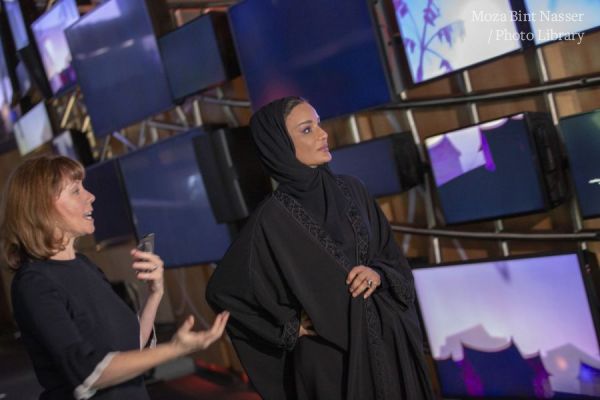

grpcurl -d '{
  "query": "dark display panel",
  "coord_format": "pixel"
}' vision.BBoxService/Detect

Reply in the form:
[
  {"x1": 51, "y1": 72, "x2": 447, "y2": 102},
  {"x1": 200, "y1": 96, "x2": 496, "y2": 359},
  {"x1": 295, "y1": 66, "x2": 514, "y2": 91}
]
[
  {"x1": 193, "y1": 126, "x2": 271, "y2": 223},
  {"x1": 228, "y1": 0, "x2": 392, "y2": 119},
  {"x1": 425, "y1": 113, "x2": 561, "y2": 224},
  {"x1": 84, "y1": 159, "x2": 135, "y2": 248},
  {"x1": 65, "y1": 0, "x2": 173, "y2": 138},
  {"x1": 559, "y1": 109, "x2": 600, "y2": 219},
  {"x1": 329, "y1": 133, "x2": 423, "y2": 197},
  {"x1": 119, "y1": 129, "x2": 231, "y2": 268},
  {"x1": 159, "y1": 12, "x2": 239, "y2": 101}
]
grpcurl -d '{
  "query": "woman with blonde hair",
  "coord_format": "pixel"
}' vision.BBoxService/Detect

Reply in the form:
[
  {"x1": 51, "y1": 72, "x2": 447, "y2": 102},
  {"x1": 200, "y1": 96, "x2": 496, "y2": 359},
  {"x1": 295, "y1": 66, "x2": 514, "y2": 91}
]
[{"x1": 1, "y1": 155, "x2": 228, "y2": 400}]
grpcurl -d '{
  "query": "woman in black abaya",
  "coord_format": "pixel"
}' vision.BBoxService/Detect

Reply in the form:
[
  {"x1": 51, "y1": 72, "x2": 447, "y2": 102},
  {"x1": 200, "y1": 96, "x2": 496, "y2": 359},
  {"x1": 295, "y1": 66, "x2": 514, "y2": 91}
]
[{"x1": 206, "y1": 97, "x2": 434, "y2": 400}]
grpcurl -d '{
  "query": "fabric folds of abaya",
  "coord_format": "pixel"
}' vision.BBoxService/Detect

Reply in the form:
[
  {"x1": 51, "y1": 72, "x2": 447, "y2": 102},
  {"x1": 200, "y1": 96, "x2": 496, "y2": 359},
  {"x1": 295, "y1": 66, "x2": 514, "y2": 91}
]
[{"x1": 206, "y1": 97, "x2": 434, "y2": 400}]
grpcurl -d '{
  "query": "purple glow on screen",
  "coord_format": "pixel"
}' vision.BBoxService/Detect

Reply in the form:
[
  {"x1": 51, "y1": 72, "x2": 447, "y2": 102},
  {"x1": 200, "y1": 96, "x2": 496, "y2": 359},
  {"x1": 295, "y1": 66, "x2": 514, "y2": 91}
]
[
  {"x1": 425, "y1": 116, "x2": 522, "y2": 186},
  {"x1": 31, "y1": 0, "x2": 79, "y2": 95},
  {"x1": 414, "y1": 253, "x2": 600, "y2": 397}
]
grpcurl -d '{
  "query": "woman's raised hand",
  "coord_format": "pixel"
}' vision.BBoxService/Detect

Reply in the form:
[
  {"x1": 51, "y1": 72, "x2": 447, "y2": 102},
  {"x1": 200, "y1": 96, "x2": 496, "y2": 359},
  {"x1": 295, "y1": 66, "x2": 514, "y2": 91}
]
[
  {"x1": 171, "y1": 312, "x2": 230, "y2": 354},
  {"x1": 130, "y1": 249, "x2": 164, "y2": 295}
]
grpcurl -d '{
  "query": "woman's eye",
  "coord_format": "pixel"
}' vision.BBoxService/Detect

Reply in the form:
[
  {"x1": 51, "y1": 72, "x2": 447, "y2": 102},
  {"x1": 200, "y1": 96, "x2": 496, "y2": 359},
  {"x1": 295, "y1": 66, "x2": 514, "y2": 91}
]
[{"x1": 302, "y1": 127, "x2": 312, "y2": 134}]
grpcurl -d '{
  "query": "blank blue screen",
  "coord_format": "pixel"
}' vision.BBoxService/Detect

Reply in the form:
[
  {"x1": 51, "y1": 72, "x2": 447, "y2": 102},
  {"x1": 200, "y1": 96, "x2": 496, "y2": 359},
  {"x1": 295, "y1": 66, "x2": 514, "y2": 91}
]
[
  {"x1": 85, "y1": 159, "x2": 135, "y2": 246},
  {"x1": 159, "y1": 14, "x2": 228, "y2": 101},
  {"x1": 228, "y1": 0, "x2": 392, "y2": 120},
  {"x1": 329, "y1": 137, "x2": 403, "y2": 197},
  {"x1": 65, "y1": 0, "x2": 172, "y2": 138},
  {"x1": 119, "y1": 129, "x2": 231, "y2": 268}
]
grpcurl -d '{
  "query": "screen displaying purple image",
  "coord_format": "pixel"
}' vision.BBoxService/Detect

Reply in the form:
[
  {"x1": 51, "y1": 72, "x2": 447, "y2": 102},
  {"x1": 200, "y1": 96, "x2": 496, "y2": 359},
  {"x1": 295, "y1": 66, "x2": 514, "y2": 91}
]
[
  {"x1": 3, "y1": 0, "x2": 30, "y2": 50},
  {"x1": 31, "y1": 0, "x2": 78, "y2": 95},
  {"x1": 0, "y1": 34, "x2": 16, "y2": 152},
  {"x1": 393, "y1": 0, "x2": 523, "y2": 84},
  {"x1": 425, "y1": 114, "x2": 546, "y2": 224},
  {"x1": 413, "y1": 253, "x2": 600, "y2": 398},
  {"x1": 14, "y1": 102, "x2": 53, "y2": 155},
  {"x1": 52, "y1": 130, "x2": 76, "y2": 160}
]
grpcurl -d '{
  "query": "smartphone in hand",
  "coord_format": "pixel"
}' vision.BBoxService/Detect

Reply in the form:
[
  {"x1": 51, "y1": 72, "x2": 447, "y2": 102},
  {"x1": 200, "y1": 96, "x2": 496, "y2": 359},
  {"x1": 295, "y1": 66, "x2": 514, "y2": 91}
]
[
  {"x1": 137, "y1": 233, "x2": 155, "y2": 253},
  {"x1": 136, "y1": 233, "x2": 155, "y2": 276}
]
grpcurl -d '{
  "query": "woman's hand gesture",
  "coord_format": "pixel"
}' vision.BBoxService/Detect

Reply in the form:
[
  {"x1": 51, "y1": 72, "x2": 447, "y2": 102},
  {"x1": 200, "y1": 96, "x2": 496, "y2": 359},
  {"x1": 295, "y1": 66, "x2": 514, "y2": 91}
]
[{"x1": 171, "y1": 312, "x2": 230, "y2": 354}]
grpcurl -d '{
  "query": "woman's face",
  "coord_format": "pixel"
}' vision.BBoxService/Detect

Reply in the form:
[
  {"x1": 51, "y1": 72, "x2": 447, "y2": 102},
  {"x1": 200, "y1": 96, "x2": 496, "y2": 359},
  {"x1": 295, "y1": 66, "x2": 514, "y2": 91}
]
[
  {"x1": 285, "y1": 102, "x2": 331, "y2": 167},
  {"x1": 54, "y1": 179, "x2": 95, "y2": 241}
]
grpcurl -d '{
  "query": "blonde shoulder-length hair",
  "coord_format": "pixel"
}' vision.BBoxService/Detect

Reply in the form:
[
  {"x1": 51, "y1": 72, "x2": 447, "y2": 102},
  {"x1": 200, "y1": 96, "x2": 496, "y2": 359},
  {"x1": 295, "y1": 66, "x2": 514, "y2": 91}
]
[{"x1": 0, "y1": 155, "x2": 84, "y2": 270}]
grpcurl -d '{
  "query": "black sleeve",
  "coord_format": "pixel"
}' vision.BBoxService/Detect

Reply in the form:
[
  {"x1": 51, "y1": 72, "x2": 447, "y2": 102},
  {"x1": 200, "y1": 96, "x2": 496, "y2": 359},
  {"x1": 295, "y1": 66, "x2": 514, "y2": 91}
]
[
  {"x1": 12, "y1": 270, "x2": 114, "y2": 387},
  {"x1": 345, "y1": 175, "x2": 416, "y2": 309},
  {"x1": 367, "y1": 199, "x2": 416, "y2": 309},
  {"x1": 206, "y1": 209, "x2": 300, "y2": 351}
]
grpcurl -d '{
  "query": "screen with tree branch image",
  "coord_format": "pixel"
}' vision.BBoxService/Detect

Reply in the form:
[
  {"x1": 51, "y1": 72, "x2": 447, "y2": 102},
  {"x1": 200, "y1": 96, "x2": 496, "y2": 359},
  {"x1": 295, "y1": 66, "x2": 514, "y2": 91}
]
[{"x1": 394, "y1": 0, "x2": 522, "y2": 83}]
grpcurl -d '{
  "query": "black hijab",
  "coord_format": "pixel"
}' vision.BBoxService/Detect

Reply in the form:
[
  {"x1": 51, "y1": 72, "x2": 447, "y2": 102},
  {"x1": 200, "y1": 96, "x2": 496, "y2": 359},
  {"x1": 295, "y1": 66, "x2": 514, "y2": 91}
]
[{"x1": 250, "y1": 97, "x2": 350, "y2": 243}]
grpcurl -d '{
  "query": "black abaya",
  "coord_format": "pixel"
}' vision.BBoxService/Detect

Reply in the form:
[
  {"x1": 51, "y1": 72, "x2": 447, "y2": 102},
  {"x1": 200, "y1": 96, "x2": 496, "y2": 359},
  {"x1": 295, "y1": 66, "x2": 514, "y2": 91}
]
[
  {"x1": 206, "y1": 175, "x2": 433, "y2": 400},
  {"x1": 206, "y1": 97, "x2": 433, "y2": 400}
]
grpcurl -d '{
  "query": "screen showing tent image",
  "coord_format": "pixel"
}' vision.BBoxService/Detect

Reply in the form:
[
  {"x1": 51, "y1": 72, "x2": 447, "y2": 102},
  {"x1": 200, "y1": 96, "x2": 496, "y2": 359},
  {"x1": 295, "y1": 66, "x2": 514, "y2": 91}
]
[
  {"x1": 413, "y1": 253, "x2": 600, "y2": 398},
  {"x1": 425, "y1": 114, "x2": 547, "y2": 224}
]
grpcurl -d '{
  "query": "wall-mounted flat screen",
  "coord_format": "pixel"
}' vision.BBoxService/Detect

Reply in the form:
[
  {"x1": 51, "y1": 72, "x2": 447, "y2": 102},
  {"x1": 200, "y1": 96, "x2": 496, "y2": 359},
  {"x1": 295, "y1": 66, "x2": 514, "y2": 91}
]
[
  {"x1": 413, "y1": 252, "x2": 600, "y2": 399},
  {"x1": 52, "y1": 129, "x2": 93, "y2": 166},
  {"x1": 14, "y1": 101, "x2": 53, "y2": 155},
  {"x1": 393, "y1": 0, "x2": 523, "y2": 84},
  {"x1": 524, "y1": 0, "x2": 600, "y2": 45},
  {"x1": 31, "y1": 0, "x2": 79, "y2": 95},
  {"x1": 0, "y1": 35, "x2": 14, "y2": 107},
  {"x1": 65, "y1": 0, "x2": 173, "y2": 138},
  {"x1": 329, "y1": 133, "x2": 423, "y2": 197},
  {"x1": 159, "y1": 12, "x2": 239, "y2": 102},
  {"x1": 3, "y1": 0, "x2": 30, "y2": 50},
  {"x1": 119, "y1": 129, "x2": 231, "y2": 268},
  {"x1": 84, "y1": 159, "x2": 135, "y2": 248},
  {"x1": 228, "y1": 0, "x2": 393, "y2": 119},
  {"x1": 425, "y1": 114, "x2": 551, "y2": 224},
  {"x1": 559, "y1": 109, "x2": 600, "y2": 219}
]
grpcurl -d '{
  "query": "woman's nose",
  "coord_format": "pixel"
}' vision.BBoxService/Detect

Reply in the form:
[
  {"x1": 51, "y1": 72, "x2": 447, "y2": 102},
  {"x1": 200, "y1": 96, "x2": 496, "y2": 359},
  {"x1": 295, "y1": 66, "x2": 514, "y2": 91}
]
[{"x1": 318, "y1": 126, "x2": 328, "y2": 139}]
